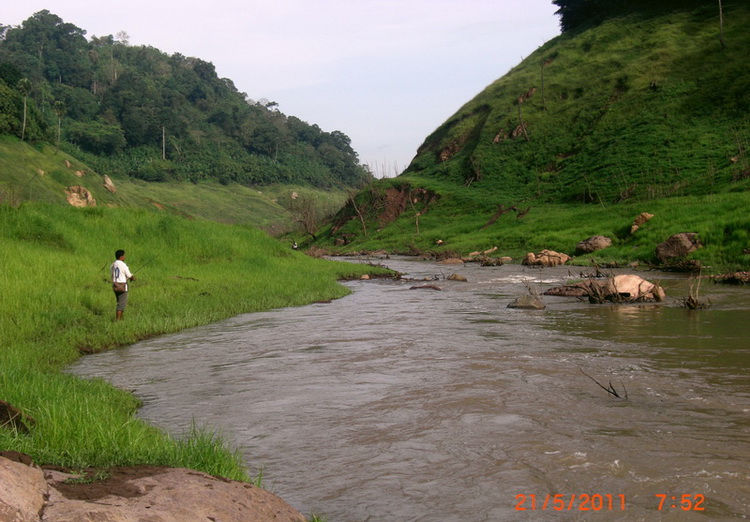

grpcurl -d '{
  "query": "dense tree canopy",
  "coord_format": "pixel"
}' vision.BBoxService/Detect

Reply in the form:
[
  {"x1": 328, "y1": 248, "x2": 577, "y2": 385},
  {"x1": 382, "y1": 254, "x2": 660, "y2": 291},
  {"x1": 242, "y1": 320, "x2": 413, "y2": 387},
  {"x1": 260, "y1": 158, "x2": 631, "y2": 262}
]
[
  {"x1": 552, "y1": 0, "x2": 720, "y2": 32},
  {"x1": 0, "y1": 11, "x2": 372, "y2": 188}
]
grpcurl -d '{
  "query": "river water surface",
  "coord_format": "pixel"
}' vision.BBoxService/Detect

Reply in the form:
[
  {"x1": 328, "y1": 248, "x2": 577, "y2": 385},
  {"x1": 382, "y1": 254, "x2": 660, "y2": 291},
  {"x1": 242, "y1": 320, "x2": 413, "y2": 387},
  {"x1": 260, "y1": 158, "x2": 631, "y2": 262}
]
[{"x1": 69, "y1": 257, "x2": 750, "y2": 521}]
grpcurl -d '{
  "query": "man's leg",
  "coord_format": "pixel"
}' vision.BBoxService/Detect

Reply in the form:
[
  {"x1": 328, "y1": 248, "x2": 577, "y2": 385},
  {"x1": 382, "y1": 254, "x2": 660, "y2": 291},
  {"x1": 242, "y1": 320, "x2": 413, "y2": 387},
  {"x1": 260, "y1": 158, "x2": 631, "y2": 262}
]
[{"x1": 115, "y1": 291, "x2": 128, "y2": 320}]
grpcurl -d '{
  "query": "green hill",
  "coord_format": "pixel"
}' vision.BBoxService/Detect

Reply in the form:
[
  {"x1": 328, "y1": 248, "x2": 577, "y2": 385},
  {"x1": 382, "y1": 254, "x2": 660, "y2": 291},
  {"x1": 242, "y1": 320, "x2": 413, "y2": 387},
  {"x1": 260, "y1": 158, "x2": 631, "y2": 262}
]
[
  {"x1": 0, "y1": 10, "x2": 372, "y2": 189},
  {"x1": 320, "y1": 2, "x2": 750, "y2": 271},
  {"x1": 0, "y1": 136, "x2": 351, "y2": 233}
]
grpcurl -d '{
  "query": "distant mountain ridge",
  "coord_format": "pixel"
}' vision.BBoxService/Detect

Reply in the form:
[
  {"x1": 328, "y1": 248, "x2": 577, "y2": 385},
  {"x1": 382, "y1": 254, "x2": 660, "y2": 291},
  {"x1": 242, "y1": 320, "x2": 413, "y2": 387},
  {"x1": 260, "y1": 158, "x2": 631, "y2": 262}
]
[{"x1": 0, "y1": 10, "x2": 372, "y2": 189}]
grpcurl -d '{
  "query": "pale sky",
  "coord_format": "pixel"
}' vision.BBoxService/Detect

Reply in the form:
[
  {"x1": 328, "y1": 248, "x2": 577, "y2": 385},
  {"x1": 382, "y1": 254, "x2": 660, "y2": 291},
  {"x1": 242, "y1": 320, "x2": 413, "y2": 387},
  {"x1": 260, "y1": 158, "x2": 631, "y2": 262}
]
[{"x1": 3, "y1": 1, "x2": 561, "y2": 177}]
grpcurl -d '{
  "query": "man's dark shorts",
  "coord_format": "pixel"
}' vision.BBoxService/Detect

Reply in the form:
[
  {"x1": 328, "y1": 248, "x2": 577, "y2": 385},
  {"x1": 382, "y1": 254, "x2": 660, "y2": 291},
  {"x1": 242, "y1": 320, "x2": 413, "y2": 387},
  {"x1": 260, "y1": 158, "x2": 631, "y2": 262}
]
[{"x1": 115, "y1": 290, "x2": 128, "y2": 311}]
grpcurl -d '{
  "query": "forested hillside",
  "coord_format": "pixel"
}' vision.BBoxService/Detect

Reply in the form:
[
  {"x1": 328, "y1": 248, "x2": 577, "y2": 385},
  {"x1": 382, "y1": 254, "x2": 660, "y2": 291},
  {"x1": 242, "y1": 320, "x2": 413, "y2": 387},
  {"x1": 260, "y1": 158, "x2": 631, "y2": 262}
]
[{"x1": 0, "y1": 11, "x2": 372, "y2": 188}]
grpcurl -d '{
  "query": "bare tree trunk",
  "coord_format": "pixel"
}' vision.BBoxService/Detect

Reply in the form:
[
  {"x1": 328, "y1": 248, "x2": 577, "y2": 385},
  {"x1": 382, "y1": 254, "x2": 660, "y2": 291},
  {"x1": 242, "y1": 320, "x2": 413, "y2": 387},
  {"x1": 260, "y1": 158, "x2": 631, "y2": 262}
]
[
  {"x1": 718, "y1": 0, "x2": 726, "y2": 49},
  {"x1": 290, "y1": 195, "x2": 320, "y2": 240},
  {"x1": 21, "y1": 96, "x2": 27, "y2": 141},
  {"x1": 408, "y1": 189, "x2": 421, "y2": 235},
  {"x1": 348, "y1": 191, "x2": 367, "y2": 237},
  {"x1": 541, "y1": 59, "x2": 546, "y2": 111},
  {"x1": 517, "y1": 98, "x2": 530, "y2": 142}
]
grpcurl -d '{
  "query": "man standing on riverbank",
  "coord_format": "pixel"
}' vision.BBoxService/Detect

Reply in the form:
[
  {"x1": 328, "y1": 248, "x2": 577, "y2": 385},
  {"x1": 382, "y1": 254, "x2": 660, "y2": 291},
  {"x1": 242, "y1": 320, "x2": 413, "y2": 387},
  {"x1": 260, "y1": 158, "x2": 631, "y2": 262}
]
[{"x1": 111, "y1": 249, "x2": 135, "y2": 321}]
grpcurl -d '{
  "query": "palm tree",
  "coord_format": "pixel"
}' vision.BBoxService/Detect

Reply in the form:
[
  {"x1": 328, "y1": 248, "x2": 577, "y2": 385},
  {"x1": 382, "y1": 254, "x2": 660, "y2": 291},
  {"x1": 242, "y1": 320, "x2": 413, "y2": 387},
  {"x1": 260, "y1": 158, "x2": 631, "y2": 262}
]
[{"x1": 17, "y1": 78, "x2": 31, "y2": 141}]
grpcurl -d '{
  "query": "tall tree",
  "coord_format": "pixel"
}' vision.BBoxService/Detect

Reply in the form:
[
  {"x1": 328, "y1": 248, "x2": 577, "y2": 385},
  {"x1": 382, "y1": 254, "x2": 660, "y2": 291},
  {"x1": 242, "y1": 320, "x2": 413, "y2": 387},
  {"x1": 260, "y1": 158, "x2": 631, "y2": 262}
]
[
  {"x1": 17, "y1": 77, "x2": 31, "y2": 140},
  {"x1": 53, "y1": 99, "x2": 66, "y2": 149}
]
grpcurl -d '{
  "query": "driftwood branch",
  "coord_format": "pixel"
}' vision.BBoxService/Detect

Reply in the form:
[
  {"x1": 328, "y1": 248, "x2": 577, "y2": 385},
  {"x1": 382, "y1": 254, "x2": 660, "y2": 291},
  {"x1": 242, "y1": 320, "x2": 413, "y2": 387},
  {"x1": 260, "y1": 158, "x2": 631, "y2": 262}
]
[{"x1": 578, "y1": 366, "x2": 628, "y2": 400}]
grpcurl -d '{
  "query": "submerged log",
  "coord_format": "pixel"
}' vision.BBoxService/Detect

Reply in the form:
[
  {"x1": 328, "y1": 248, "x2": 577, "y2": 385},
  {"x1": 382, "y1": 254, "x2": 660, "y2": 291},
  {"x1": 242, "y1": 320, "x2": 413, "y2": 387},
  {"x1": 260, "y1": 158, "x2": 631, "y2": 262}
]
[{"x1": 410, "y1": 285, "x2": 442, "y2": 291}]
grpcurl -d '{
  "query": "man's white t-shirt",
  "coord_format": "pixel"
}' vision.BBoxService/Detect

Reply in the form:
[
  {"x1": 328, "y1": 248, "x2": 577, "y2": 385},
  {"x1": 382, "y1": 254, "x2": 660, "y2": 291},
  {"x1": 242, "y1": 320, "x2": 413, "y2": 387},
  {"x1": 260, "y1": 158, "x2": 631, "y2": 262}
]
[{"x1": 111, "y1": 259, "x2": 133, "y2": 291}]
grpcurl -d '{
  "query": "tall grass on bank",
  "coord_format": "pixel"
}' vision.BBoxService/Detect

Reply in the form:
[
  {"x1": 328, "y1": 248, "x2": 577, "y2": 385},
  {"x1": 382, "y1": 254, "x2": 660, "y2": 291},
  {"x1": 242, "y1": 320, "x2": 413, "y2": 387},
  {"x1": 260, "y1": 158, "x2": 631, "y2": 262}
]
[{"x1": 0, "y1": 203, "x2": 389, "y2": 480}]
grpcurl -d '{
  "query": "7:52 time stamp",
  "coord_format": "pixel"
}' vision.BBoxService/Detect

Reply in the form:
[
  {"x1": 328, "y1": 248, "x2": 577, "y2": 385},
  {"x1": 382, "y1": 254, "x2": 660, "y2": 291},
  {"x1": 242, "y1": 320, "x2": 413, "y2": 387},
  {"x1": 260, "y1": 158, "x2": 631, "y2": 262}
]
[
  {"x1": 655, "y1": 494, "x2": 705, "y2": 511},
  {"x1": 514, "y1": 493, "x2": 705, "y2": 511}
]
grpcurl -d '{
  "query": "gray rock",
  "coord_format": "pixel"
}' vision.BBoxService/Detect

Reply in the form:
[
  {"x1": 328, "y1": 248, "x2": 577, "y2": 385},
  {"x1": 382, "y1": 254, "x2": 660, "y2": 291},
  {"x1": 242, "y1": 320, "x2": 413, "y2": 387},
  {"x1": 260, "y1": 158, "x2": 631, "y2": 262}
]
[
  {"x1": 655, "y1": 233, "x2": 702, "y2": 262},
  {"x1": 576, "y1": 235, "x2": 612, "y2": 254},
  {"x1": 507, "y1": 295, "x2": 546, "y2": 310}
]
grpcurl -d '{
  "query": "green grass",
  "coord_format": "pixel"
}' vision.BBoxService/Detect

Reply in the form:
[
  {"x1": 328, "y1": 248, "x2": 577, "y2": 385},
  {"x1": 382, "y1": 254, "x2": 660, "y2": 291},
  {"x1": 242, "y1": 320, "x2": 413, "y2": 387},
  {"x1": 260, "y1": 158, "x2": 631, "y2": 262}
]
[
  {"x1": 324, "y1": 176, "x2": 749, "y2": 272},
  {"x1": 0, "y1": 136, "x2": 350, "y2": 234},
  {"x1": 0, "y1": 202, "x2": 390, "y2": 481}
]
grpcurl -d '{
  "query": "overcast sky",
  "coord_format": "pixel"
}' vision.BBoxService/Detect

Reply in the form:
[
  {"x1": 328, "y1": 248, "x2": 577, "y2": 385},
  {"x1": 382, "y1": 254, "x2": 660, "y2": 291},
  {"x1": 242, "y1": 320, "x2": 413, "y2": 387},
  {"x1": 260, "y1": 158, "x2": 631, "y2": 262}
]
[{"x1": 3, "y1": 1, "x2": 561, "y2": 177}]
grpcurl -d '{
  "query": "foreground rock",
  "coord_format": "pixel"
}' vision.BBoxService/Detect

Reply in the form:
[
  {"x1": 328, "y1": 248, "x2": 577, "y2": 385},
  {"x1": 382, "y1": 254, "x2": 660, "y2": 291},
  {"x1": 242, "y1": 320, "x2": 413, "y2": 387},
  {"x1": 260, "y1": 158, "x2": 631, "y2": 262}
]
[
  {"x1": 0, "y1": 453, "x2": 305, "y2": 522},
  {"x1": 545, "y1": 274, "x2": 665, "y2": 303}
]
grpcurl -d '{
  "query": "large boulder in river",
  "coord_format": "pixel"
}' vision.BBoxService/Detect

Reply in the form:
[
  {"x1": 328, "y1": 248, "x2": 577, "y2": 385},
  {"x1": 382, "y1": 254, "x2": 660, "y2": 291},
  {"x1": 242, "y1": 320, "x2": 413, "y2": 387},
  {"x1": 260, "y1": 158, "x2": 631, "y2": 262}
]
[
  {"x1": 522, "y1": 249, "x2": 571, "y2": 267},
  {"x1": 576, "y1": 235, "x2": 612, "y2": 254},
  {"x1": 655, "y1": 233, "x2": 702, "y2": 263},
  {"x1": 545, "y1": 274, "x2": 665, "y2": 303},
  {"x1": 0, "y1": 453, "x2": 306, "y2": 522},
  {"x1": 609, "y1": 274, "x2": 666, "y2": 301}
]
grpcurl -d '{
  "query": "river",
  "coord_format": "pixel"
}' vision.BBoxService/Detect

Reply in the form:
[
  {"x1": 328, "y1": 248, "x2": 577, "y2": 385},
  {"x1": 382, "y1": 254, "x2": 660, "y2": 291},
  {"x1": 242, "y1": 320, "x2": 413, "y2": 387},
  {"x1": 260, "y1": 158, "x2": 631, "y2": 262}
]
[{"x1": 69, "y1": 257, "x2": 750, "y2": 521}]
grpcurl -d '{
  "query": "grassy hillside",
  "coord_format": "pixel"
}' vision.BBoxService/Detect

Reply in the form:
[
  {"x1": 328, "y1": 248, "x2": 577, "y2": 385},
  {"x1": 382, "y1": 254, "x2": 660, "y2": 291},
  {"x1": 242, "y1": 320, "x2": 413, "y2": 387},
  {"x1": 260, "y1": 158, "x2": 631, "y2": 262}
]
[
  {"x1": 319, "y1": 3, "x2": 750, "y2": 271},
  {"x1": 0, "y1": 202, "x2": 390, "y2": 479},
  {"x1": 408, "y1": 2, "x2": 750, "y2": 201},
  {"x1": 0, "y1": 136, "x2": 348, "y2": 234}
]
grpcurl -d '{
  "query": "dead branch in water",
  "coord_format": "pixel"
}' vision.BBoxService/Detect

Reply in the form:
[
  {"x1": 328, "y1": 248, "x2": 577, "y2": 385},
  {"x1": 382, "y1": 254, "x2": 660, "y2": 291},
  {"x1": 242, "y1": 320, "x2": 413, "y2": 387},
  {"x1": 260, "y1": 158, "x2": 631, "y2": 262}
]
[
  {"x1": 523, "y1": 280, "x2": 541, "y2": 298},
  {"x1": 578, "y1": 366, "x2": 628, "y2": 400},
  {"x1": 678, "y1": 276, "x2": 711, "y2": 309}
]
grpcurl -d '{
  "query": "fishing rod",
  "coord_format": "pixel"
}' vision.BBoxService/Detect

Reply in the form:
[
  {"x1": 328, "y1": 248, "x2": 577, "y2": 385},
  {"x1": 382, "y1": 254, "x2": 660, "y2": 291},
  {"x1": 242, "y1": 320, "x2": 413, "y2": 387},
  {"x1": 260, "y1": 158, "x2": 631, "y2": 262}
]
[{"x1": 132, "y1": 254, "x2": 161, "y2": 275}]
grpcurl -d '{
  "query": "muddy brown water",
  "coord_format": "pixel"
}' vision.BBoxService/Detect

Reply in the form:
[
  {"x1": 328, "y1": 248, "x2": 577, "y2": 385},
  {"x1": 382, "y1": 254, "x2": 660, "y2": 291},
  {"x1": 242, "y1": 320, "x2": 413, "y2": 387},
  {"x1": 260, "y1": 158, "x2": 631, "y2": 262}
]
[{"x1": 69, "y1": 257, "x2": 750, "y2": 521}]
